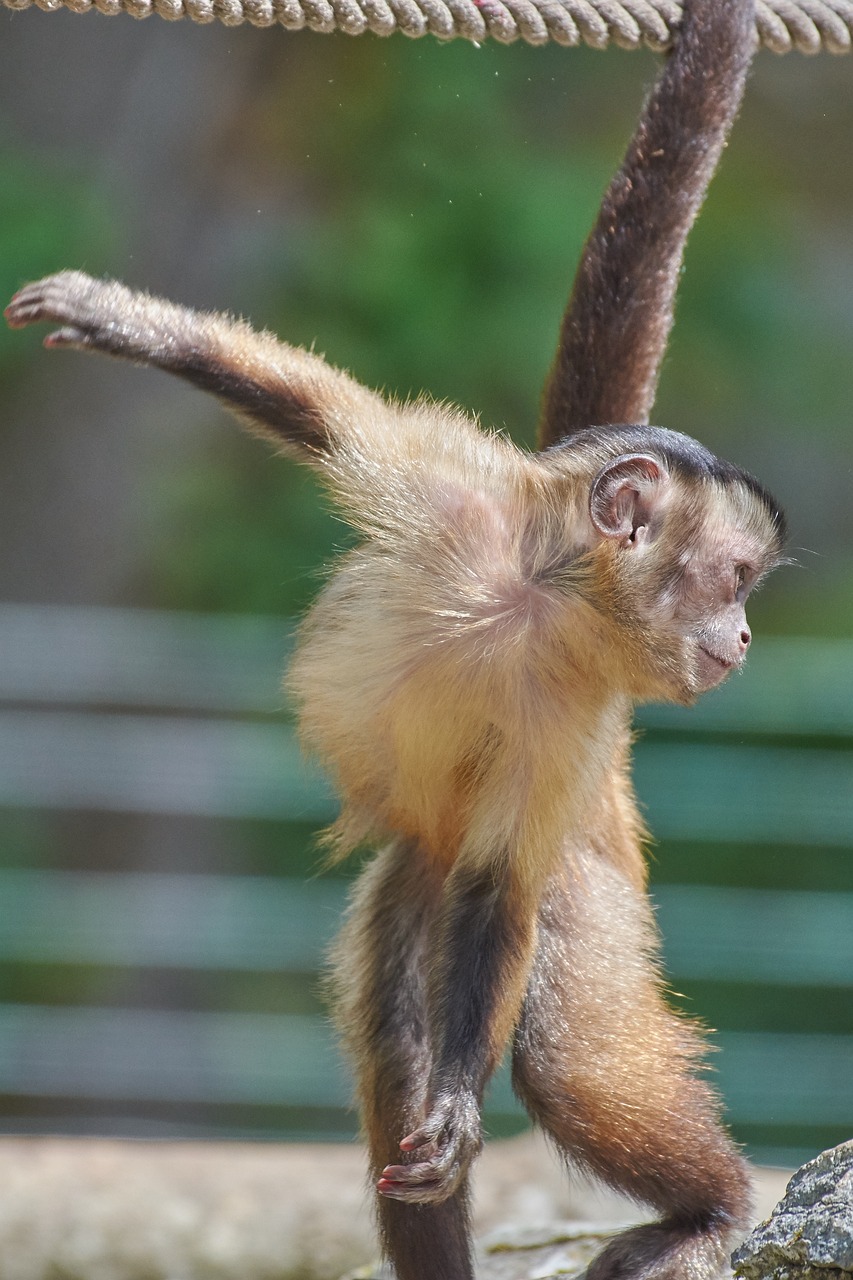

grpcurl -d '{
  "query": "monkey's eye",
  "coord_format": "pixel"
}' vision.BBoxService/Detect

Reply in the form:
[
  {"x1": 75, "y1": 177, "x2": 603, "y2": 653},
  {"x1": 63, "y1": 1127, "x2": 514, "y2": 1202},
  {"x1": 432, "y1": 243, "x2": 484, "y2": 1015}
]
[{"x1": 734, "y1": 564, "x2": 749, "y2": 598}]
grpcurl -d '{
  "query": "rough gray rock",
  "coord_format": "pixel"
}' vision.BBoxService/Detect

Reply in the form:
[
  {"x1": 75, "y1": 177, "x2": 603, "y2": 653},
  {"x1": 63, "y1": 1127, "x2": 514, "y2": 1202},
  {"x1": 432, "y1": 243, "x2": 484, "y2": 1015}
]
[{"x1": 732, "y1": 1141, "x2": 853, "y2": 1280}]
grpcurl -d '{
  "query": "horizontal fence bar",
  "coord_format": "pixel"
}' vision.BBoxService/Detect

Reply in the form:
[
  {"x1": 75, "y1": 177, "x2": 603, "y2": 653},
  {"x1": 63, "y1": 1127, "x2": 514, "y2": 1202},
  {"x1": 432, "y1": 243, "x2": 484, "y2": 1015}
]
[
  {"x1": 0, "y1": 871, "x2": 345, "y2": 972},
  {"x1": 0, "y1": 871, "x2": 849, "y2": 988},
  {"x1": 0, "y1": 710, "x2": 334, "y2": 822},
  {"x1": 633, "y1": 742, "x2": 853, "y2": 847},
  {"x1": 0, "y1": 603, "x2": 289, "y2": 714},
  {"x1": 718, "y1": 1031, "x2": 853, "y2": 1126},
  {"x1": 2, "y1": 603, "x2": 851, "y2": 737},
  {"x1": 655, "y1": 884, "x2": 853, "y2": 988},
  {"x1": 1, "y1": 708, "x2": 850, "y2": 845},
  {"x1": 0, "y1": 1005, "x2": 349, "y2": 1107},
  {"x1": 0, "y1": 1003, "x2": 849, "y2": 1126}
]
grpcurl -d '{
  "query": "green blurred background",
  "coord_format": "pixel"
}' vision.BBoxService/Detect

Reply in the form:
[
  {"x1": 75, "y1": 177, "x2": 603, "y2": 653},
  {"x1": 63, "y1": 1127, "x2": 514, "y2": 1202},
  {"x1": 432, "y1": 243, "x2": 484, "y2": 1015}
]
[{"x1": 0, "y1": 10, "x2": 850, "y2": 1164}]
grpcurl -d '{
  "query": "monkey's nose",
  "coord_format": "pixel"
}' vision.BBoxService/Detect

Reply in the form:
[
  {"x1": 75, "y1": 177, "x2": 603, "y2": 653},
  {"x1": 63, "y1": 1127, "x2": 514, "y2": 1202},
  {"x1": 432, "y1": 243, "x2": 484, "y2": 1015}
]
[{"x1": 739, "y1": 628, "x2": 751, "y2": 650}]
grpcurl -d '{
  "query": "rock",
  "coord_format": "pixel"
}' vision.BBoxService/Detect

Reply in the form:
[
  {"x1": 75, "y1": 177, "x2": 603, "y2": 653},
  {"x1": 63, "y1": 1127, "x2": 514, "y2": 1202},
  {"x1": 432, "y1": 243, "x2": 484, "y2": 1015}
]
[{"x1": 732, "y1": 1141, "x2": 853, "y2": 1280}]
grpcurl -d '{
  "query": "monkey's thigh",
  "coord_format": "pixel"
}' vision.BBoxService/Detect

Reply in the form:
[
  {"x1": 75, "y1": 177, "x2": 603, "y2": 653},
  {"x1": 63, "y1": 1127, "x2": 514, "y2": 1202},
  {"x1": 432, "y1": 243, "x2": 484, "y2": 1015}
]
[
  {"x1": 511, "y1": 847, "x2": 746, "y2": 1220},
  {"x1": 330, "y1": 840, "x2": 475, "y2": 1280}
]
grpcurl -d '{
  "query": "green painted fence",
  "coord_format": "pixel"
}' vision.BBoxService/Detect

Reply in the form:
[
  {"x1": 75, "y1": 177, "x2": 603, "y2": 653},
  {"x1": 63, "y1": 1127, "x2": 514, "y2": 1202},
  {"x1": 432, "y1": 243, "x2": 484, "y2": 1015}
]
[{"x1": 0, "y1": 603, "x2": 849, "y2": 1163}]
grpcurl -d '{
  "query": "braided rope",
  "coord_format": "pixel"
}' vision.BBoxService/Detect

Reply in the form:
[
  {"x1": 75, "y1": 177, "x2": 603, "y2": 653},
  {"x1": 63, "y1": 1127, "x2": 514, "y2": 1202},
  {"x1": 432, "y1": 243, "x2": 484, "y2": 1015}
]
[{"x1": 3, "y1": 0, "x2": 852, "y2": 51}]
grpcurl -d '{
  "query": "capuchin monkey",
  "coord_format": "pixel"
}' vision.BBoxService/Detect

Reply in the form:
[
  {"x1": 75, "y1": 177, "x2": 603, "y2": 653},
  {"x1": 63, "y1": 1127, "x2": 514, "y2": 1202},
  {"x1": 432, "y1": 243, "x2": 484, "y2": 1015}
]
[{"x1": 6, "y1": 0, "x2": 786, "y2": 1275}]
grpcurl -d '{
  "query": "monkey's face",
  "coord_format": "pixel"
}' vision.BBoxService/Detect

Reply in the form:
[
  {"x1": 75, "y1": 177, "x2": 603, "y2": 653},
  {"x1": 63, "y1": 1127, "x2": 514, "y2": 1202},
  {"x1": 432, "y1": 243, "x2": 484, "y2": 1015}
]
[
  {"x1": 586, "y1": 456, "x2": 784, "y2": 705},
  {"x1": 622, "y1": 538, "x2": 770, "y2": 705},
  {"x1": 666, "y1": 482, "x2": 785, "y2": 702},
  {"x1": 669, "y1": 546, "x2": 759, "y2": 696}
]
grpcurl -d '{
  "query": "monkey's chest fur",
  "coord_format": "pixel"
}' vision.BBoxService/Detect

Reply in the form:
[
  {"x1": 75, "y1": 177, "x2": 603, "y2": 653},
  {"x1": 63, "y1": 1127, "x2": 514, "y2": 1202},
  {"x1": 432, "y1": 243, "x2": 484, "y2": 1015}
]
[{"x1": 288, "y1": 538, "x2": 639, "y2": 881}]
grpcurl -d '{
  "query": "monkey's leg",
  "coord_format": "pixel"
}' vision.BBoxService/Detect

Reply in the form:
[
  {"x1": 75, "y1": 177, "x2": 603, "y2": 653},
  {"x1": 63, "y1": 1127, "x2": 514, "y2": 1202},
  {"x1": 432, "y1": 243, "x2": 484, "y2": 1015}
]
[
  {"x1": 331, "y1": 841, "x2": 475, "y2": 1280},
  {"x1": 511, "y1": 849, "x2": 752, "y2": 1280},
  {"x1": 5, "y1": 271, "x2": 390, "y2": 461}
]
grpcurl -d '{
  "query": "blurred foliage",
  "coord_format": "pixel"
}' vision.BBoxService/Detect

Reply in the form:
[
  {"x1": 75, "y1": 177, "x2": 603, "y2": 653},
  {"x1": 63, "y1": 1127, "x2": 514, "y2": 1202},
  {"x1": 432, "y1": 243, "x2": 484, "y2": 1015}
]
[
  {"x1": 119, "y1": 35, "x2": 852, "y2": 631},
  {"x1": 0, "y1": 28, "x2": 850, "y2": 629},
  {"x1": 143, "y1": 449, "x2": 345, "y2": 618},
  {"x1": 0, "y1": 146, "x2": 114, "y2": 377}
]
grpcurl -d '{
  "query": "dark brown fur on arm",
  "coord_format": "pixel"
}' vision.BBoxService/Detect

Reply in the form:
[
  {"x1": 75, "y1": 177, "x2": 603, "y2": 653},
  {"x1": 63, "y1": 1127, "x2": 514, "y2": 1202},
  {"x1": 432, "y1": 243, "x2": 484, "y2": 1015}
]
[
  {"x1": 377, "y1": 859, "x2": 538, "y2": 1204},
  {"x1": 538, "y1": 0, "x2": 755, "y2": 446},
  {"x1": 4, "y1": 270, "x2": 389, "y2": 462}
]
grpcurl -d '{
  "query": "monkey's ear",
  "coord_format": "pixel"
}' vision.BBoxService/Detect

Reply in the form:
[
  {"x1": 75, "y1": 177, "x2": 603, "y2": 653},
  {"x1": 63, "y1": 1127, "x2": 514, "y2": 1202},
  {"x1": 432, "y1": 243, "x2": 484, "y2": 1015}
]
[{"x1": 589, "y1": 453, "x2": 669, "y2": 546}]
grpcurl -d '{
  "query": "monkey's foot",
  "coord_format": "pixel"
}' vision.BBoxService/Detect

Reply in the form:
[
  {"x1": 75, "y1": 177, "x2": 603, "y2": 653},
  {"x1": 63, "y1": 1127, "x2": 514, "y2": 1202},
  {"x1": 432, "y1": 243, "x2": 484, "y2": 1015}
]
[
  {"x1": 584, "y1": 1217, "x2": 733, "y2": 1280},
  {"x1": 377, "y1": 1093, "x2": 482, "y2": 1205},
  {"x1": 5, "y1": 271, "x2": 136, "y2": 352}
]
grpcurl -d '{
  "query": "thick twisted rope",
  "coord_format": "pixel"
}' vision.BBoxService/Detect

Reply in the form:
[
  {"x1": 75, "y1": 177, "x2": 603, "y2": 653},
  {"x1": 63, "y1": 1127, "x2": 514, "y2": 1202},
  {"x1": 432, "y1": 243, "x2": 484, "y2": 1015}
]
[{"x1": 3, "y1": 0, "x2": 852, "y2": 51}]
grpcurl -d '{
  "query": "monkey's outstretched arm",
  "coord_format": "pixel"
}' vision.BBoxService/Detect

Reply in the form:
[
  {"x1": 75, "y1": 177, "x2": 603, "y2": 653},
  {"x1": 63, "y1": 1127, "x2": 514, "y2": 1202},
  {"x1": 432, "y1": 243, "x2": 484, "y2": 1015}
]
[
  {"x1": 539, "y1": 0, "x2": 755, "y2": 446},
  {"x1": 5, "y1": 271, "x2": 394, "y2": 465}
]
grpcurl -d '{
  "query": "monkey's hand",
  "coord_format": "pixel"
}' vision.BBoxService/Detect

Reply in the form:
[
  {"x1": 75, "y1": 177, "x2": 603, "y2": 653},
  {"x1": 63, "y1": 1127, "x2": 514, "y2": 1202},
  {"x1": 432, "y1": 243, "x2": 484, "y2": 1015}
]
[
  {"x1": 377, "y1": 1090, "x2": 483, "y2": 1205},
  {"x1": 4, "y1": 272, "x2": 147, "y2": 354}
]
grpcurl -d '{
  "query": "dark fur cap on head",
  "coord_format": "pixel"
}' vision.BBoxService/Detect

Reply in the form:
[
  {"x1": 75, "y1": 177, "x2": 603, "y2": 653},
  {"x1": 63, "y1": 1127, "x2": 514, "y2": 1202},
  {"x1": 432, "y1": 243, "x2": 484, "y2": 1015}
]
[{"x1": 546, "y1": 423, "x2": 787, "y2": 548}]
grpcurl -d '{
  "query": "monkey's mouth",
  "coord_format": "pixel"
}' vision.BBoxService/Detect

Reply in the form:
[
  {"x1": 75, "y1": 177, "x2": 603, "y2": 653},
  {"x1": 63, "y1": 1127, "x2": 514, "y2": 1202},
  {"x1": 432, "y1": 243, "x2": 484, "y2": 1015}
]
[
  {"x1": 698, "y1": 645, "x2": 733, "y2": 669},
  {"x1": 696, "y1": 644, "x2": 736, "y2": 688}
]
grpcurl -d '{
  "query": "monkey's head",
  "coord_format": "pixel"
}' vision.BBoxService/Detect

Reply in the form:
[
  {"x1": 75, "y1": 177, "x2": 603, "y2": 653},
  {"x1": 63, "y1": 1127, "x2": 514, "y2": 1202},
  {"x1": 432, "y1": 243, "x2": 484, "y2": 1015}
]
[{"x1": 548, "y1": 426, "x2": 786, "y2": 706}]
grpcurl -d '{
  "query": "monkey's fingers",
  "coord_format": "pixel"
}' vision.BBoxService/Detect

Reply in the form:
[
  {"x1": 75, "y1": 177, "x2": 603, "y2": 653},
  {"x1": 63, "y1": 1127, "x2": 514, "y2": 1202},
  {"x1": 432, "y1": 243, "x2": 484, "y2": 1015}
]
[
  {"x1": 4, "y1": 282, "x2": 51, "y2": 329},
  {"x1": 378, "y1": 1101, "x2": 482, "y2": 1205},
  {"x1": 4, "y1": 272, "x2": 146, "y2": 359},
  {"x1": 398, "y1": 1089, "x2": 481, "y2": 1155},
  {"x1": 7, "y1": 272, "x2": 97, "y2": 333},
  {"x1": 376, "y1": 1167, "x2": 449, "y2": 1204},
  {"x1": 380, "y1": 1157, "x2": 442, "y2": 1184},
  {"x1": 44, "y1": 326, "x2": 92, "y2": 348},
  {"x1": 398, "y1": 1123, "x2": 438, "y2": 1153}
]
